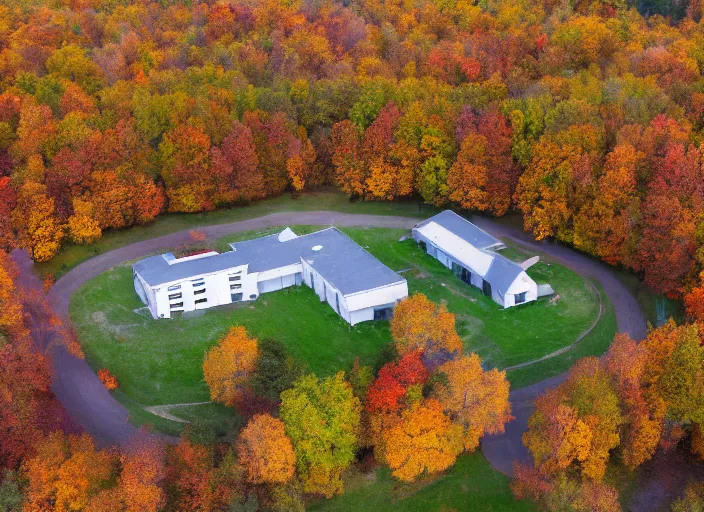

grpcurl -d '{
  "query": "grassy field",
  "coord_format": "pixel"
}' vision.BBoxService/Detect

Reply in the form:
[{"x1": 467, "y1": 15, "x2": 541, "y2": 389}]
[
  {"x1": 38, "y1": 188, "x2": 435, "y2": 279},
  {"x1": 308, "y1": 453, "x2": 536, "y2": 512}
]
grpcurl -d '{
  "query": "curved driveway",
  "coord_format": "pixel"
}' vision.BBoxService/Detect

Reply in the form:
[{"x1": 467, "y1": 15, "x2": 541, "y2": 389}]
[{"x1": 34, "y1": 211, "x2": 646, "y2": 466}]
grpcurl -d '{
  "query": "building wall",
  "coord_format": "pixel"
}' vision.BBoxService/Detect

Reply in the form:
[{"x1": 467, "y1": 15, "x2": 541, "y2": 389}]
[
  {"x1": 503, "y1": 272, "x2": 539, "y2": 308},
  {"x1": 147, "y1": 263, "x2": 257, "y2": 319},
  {"x1": 413, "y1": 228, "x2": 512, "y2": 309},
  {"x1": 257, "y1": 263, "x2": 303, "y2": 295}
]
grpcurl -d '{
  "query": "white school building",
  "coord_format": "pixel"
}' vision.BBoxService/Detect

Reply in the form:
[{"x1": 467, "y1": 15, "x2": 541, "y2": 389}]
[
  {"x1": 132, "y1": 227, "x2": 409, "y2": 325},
  {"x1": 412, "y1": 211, "x2": 553, "y2": 308}
]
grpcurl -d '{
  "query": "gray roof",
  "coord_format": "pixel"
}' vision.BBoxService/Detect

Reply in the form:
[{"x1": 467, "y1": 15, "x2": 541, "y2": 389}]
[
  {"x1": 133, "y1": 227, "x2": 405, "y2": 295},
  {"x1": 415, "y1": 210, "x2": 503, "y2": 250},
  {"x1": 483, "y1": 253, "x2": 525, "y2": 297}
]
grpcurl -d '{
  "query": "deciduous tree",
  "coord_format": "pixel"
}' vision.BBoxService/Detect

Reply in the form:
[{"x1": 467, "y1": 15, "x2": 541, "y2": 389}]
[
  {"x1": 279, "y1": 372, "x2": 360, "y2": 497},
  {"x1": 203, "y1": 326, "x2": 259, "y2": 408},
  {"x1": 237, "y1": 414, "x2": 296, "y2": 484},
  {"x1": 381, "y1": 398, "x2": 463, "y2": 482},
  {"x1": 433, "y1": 354, "x2": 512, "y2": 452},
  {"x1": 390, "y1": 294, "x2": 462, "y2": 359}
]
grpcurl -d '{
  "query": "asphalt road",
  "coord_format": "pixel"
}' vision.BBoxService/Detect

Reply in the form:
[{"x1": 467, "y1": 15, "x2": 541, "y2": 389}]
[{"x1": 14, "y1": 211, "x2": 647, "y2": 471}]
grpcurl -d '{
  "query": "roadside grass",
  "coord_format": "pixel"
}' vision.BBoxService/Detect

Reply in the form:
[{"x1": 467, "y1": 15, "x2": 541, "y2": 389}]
[
  {"x1": 506, "y1": 283, "x2": 617, "y2": 388},
  {"x1": 308, "y1": 452, "x2": 536, "y2": 512},
  {"x1": 614, "y1": 271, "x2": 683, "y2": 327},
  {"x1": 37, "y1": 188, "x2": 434, "y2": 280}
]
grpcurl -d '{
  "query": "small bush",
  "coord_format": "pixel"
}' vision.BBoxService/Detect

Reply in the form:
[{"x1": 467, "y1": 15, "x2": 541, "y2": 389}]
[{"x1": 97, "y1": 368, "x2": 119, "y2": 390}]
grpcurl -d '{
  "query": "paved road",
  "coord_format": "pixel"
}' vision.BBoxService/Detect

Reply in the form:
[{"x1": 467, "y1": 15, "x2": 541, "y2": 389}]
[{"x1": 18, "y1": 210, "x2": 647, "y2": 469}]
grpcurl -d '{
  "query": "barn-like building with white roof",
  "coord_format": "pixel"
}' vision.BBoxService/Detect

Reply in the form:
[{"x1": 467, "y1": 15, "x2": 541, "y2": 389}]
[
  {"x1": 412, "y1": 210, "x2": 551, "y2": 308},
  {"x1": 132, "y1": 227, "x2": 409, "y2": 325}
]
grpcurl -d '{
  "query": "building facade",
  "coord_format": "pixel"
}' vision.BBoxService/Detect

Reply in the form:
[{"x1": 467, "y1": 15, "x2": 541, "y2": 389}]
[
  {"x1": 132, "y1": 227, "x2": 408, "y2": 325},
  {"x1": 412, "y1": 211, "x2": 550, "y2": 308}
]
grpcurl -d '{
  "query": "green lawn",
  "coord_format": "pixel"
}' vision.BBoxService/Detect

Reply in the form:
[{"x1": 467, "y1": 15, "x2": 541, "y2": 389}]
[
  {"x1": 309, "y1": 453, "x2": 536, "y2": 512},
  {"x1": 38, "y1": 188, "x2": 434, "y2": 279}
]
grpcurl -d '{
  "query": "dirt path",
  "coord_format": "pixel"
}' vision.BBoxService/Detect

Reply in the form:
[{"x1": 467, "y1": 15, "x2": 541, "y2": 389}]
[
  {"x1": 17, "y1": 210, "x2": 648, "y2": 486},
  {"x1": 144, "y1": 402, "x2": 212, "y2": 423}
]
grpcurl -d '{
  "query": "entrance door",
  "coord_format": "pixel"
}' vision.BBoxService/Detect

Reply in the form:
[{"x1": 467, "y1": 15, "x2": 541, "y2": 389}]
[
  {"x1": 461, "y1": 267, "x2": 471, "y2": 285},
  {"x1": 482, "y1": 279, "x2": 492, "y2": 298}
]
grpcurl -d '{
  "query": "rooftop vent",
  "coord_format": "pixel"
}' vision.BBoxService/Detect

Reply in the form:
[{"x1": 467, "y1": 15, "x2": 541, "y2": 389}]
[{"x1": 312, "y1": 245, "x2": 323, "y2": 251}]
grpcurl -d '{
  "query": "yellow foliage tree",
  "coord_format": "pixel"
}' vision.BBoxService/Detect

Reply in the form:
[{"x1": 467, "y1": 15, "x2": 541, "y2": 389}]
[
  {"x1": 237, "y1": 414, "x2": 296, "y2": 484},
  {"x1": 381, "y1": 398, "x2": 463, "y2": 482},
  {"x1": 12, "y1": 181, "x2": 64, "y2": 262},
  {"x1": 434, "y1": 354, "x2": 512, "y2": 452},
  {"x1": 68, "y1": 197, "x2": 102, "y2": 245},
  {"x1": 390, "y1": 294, "x2": 462, "y2": 357},
  {"x1": 203, "y1": 326, "x2": 259, "y2": 407}
]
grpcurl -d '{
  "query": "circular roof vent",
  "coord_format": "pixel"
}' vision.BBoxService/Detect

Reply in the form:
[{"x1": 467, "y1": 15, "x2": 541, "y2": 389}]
[{"x1": 312, "y1": 245, "x2": 323, "y2": 251}]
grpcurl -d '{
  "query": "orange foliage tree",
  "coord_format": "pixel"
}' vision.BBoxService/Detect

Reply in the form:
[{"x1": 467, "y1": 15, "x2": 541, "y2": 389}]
[
  {"x1": 97, "y1": 368, "x2": 119, "y2": 391},
  {"x1": 523, "y1": 357, "x2": 623, "y2": 481},
  {"x1": 22, "y1": 432, "x2": 117, "y2": 512},
  {"x1": 381, "y1": 398, "x2": 463, "y2": 482},
  {"x1": 390, "y1": 294, "x2": 463, "y2": 358},
  {"x1": 119, "y1": 435, "x2": 166, "y2": 512},
  {"x1": 203, "y1": 326, "x2": 259, "y2": 408},
  {"x1": 237, "y1": 414, "x2": 296, "y2": 484},
  {"x1": 433, "y1": 354, "x2": 512, "y2": 452}
]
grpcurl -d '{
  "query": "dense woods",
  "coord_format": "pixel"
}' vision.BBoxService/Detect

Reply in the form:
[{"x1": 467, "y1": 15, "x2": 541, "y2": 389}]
[
  {"x1": 513, "y1": 322, "x2": 704, "y2": 511},
  {"x1": 2, "y1": 0, "x2": 704, "y2": 509},
  {"x1": 0, "y1": 0, "x2": 704, "y2": 310}
]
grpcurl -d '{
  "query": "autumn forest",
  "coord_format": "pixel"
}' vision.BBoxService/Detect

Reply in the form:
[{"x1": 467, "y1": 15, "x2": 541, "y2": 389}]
[{"x1": 1, "y1": 0, "x2": 704, "y2": 509}]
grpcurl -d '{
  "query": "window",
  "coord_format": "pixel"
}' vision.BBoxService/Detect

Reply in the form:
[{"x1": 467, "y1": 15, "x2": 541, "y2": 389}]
[
  {"x1": 168, "y1": 293, "x2": 182, "y2": 300},
  {"x1": 335, "y1": 293, "x2": 340, "y2": 313},
  {"x1": 167, "y1": 284, "x2": 181, "y2": 291},
  {"x1": 374, "y1": 308, "x2": 392, "y2": 321},
  {"x1": 194, "y1": 288, "x2": 206, "y2": 295},
  {"x1": 515, "y1": 292, "x2": 527, "y2": 305},
  {"x1": 170, "y1": 302, "x2": 183, "y2": 309},
  {"x1": 195, "y1": 298, "x2": 207, "y2": 304},
  {"x1": 228, "y1": 275, "x2": 241, "y2": 282},
  {"x1": 231, "y1": 293, "x2": 243, "y2": 302},
  {"x1": 230, "y1": 283, "x2": 242, "y2": 290},
  {"x1": 192, "y1": 278, "x2": 205, "y2": 287}
]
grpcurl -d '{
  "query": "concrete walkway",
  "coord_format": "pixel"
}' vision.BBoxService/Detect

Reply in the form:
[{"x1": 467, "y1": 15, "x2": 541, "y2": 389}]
[{"x1": 17, "y1": 210, "x2": 647, "y2": 471}]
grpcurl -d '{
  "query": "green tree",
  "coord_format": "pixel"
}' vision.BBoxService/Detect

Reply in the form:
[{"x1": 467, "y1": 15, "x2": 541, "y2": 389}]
[{"x1": 279, "y1": 372, "x2": 361, "y2": 497}]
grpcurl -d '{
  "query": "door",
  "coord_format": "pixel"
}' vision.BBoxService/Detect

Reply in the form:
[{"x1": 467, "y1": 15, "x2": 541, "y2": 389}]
[
  {"x1": 482, "y1": 279, "x2": 492, "y2": 298},
  {"x1": 461, "y1": 267, "x2": 471, "y2": 285},
  {"x1": 451, "y1": 262, "x2": 462, "y2": 278}
]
